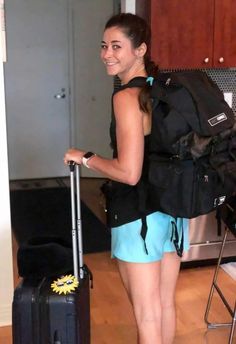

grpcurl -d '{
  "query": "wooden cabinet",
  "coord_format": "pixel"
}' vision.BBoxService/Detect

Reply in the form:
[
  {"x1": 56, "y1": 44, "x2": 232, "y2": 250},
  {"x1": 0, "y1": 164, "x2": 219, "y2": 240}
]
[
  {"x1": 213, "y1": 0, "x2": 236, "y2": 68},
  {"x1": 136, "y1": 0, "x2": 236, "y2": 70}
]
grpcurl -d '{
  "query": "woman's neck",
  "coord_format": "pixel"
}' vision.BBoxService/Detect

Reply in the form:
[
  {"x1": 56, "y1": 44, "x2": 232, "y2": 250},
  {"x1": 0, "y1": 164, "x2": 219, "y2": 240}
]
[{"x1": 119, "y1": 65, "x2": 147, "y2": 85}]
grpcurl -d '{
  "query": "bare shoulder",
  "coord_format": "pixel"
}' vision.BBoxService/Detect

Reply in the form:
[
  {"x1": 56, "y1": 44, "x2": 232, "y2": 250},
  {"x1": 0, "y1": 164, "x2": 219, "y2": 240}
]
[{"x1": 113, "y1": 87, "x2": 141, "y2": 109}]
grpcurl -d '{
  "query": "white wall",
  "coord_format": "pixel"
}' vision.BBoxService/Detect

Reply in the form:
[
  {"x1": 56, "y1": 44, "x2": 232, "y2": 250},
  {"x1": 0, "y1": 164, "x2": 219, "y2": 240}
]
[
  {"x1": 121, "y1": 0, "x2": 136, "y2": 13},
  {"x1": 0, "y1": 0, "x2": 115, "y2": 325},
  {"x1": 73, "y1": 0, "x2": 114, "y2": 177},
  {"x1": 0, "y1": 22, "x2": 14, "y2": 325}
]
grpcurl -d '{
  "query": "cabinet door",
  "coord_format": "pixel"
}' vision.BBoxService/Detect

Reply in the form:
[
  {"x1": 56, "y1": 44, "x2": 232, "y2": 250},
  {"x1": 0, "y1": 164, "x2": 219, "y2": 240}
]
[
  {"x1": 150, "y1": 0, "x2": 215, "y2": 69},
  {"x1": 213, "y1": 0, "x2": 236, "y2": 68}
]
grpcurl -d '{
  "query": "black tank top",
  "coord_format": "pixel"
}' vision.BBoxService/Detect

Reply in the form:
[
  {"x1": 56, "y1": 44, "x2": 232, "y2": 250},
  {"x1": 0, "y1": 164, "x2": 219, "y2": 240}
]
[{"x1": 105, "y1": 77, "x2": 154, "y2": 228}]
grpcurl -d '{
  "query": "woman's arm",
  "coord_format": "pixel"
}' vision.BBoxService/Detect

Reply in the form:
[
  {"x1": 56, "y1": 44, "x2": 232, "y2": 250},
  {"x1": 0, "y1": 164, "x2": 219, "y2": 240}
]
[{"x1": 64, "y1": 88, "x2": 144, "y2": 185}]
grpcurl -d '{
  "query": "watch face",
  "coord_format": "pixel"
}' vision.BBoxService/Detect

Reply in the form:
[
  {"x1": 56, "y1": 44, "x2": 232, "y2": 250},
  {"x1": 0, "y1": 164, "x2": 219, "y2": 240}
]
[{"x1": 83, "y1": 152, "x2": 94, "y2": 159}]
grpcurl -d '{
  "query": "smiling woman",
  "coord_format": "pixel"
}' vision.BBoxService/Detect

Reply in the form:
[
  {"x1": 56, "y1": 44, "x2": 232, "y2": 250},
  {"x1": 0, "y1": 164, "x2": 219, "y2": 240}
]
[
  {"x1": 100, "y1": 27, "x2": 147, "y2": 83},
  {"x1": 64, "y1": 13, "x2": 190, "y2": 344}
]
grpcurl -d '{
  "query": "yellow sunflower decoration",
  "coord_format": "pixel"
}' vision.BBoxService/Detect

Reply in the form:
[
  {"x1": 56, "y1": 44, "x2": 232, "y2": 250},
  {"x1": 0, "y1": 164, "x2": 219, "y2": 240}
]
[{"x1": 51, "y1": 274, "x2": 79, "y2": 295}]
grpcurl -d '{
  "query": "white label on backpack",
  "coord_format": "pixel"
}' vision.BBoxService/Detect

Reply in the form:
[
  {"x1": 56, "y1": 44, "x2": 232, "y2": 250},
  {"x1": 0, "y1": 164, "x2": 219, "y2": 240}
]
[
  {"x1": 214, "y1": 196, "x2": 226, "y2": 207},
  {"x1": 224, "y1": 92, "x2": 233, "y2": 108},
  {"x1": 208, "y1": 113, "x2": 227, "y2": 126}
]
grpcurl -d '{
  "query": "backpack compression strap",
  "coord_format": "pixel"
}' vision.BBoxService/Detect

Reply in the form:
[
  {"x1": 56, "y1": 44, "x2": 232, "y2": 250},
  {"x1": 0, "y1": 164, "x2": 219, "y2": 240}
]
[
  {"x1": 141, "y1": 215, "x2": 148, "y2": 255},
  {"x1": 170, "y1": 219, "x2": 184, "y2": 258}
]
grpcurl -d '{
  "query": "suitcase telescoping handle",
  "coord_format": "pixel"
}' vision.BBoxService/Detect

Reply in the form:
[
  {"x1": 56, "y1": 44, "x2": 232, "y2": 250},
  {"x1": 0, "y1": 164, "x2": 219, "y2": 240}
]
[{"x1": 69, "y1": 162, "x2": 84, "y2": 280}]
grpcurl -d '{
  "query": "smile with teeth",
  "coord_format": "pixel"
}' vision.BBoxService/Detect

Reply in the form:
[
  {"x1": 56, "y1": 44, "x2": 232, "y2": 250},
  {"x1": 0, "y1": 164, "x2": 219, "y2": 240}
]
[{"x1": 105, "y1": 61, "x2": 117, "y2": 66}]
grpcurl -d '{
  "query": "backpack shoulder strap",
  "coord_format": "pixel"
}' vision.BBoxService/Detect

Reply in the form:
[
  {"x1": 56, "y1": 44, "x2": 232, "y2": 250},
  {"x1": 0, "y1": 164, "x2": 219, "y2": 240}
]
[{"x1": 113, "y1": 76, "x2": 147, "y2": 96}]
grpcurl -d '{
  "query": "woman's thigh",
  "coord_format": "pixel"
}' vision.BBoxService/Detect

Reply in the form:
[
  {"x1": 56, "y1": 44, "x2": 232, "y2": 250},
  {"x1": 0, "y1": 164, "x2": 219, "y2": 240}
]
[
  {"x1": 117, "y1": 259, "x2": 162, "y2": 312},
  {"x1": 160, "y1": 252, "x2": 181, "y2": 306}
]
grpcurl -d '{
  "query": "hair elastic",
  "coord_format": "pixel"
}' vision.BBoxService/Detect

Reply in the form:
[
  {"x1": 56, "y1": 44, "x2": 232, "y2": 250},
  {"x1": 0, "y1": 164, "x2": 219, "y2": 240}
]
[{"x1": 146, "y1": 76, "x2": 154, "y2": 86}]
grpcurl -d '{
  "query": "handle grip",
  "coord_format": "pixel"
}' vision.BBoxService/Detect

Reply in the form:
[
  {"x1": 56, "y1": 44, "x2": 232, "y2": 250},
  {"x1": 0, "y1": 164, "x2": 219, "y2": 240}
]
[{"x1": 68, "y1": 161, "x2": 76, "y2": 172}]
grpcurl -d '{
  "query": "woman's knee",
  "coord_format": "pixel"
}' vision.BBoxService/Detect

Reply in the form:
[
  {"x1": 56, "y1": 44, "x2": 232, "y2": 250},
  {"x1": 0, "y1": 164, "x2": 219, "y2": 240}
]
[
  {"x1": 133, "y1": 296, "x2": 162, "y2": 325},
  {"x1": 160, "y1": 293, "x2": 176, "y2": 310},
  {"x1": 133, "y1": 302, "x2": 162, "y2": 344}
]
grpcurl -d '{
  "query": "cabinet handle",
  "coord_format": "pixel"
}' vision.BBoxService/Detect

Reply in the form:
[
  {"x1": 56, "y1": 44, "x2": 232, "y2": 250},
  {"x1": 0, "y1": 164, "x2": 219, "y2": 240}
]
[
  {"x1": 204, "y1": 57, "x2": 209, "y2": 63},
  {"x1": 218, "y1": 57, "x2": 224, "y2": 63}
]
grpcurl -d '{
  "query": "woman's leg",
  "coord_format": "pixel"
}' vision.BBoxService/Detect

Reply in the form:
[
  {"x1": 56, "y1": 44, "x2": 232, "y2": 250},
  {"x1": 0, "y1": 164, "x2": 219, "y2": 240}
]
[
  {"x1": 117, "y1": 259, "x2": 163, "y2": 344},
  {"x1": 160, "y1": 252, "x2": 181, "y2": 344}
]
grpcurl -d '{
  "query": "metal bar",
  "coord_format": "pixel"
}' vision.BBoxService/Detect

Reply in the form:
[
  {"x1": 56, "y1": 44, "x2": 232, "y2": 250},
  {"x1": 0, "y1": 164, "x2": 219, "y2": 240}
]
[
  {"x1": 190, "y1": 239, "x2": 236, "y2": 248},
  {"x1": 70, "y1": 165, "x2": 79, "y2": 281},
  {"x1": 204, "y1": 228, "x2": 231, "y2": 326},
  {"x1": 214, "y1": 283, "x2": 234, "y2": 317},
  {"x1": 229, "y1": 301, "x2": 236, "y2": 344},
  {"x1": 75, "y1": 164, "x2": 84, "y2": 279}
]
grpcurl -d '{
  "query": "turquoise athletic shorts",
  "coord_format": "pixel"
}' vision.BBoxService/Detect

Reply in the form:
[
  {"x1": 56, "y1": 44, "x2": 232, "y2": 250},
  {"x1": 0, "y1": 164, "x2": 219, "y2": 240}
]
[{"x1": 111, "y1": 211, "x2": 189, "y2": 263}]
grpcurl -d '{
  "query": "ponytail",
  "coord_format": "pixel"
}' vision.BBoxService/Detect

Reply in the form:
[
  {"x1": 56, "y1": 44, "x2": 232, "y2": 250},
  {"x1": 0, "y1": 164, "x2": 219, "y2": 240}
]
[{"x1": 139, "y1": 57, "x2": 159, "y2": 114}]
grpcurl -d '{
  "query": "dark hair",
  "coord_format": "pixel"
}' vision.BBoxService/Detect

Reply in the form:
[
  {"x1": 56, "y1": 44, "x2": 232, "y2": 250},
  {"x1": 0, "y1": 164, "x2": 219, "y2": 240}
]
[{"x1": 105, "y1": 13, "x2": 158, "y2": 113}]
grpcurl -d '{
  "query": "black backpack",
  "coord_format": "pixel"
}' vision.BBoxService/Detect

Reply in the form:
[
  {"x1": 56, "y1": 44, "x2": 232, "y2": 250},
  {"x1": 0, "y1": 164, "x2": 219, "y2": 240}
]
[
  {"x1": 101, "y1": 71, "x2": 236, "y2": 257},
  {"x1": 144, "y1": 70, "x2": 236, "y2": 218}
]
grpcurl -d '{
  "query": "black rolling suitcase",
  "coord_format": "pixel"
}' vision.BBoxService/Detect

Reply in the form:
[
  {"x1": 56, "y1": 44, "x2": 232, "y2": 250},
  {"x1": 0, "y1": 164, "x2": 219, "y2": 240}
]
[{"x1": 12, "y1": 163, "x2": 91, "y2": 344}]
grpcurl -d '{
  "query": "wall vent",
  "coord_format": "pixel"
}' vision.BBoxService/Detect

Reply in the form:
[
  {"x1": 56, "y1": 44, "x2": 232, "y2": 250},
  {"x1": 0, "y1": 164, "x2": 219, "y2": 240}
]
[{"x1": 205, "y1": 69, "x2": 236, "y2": 114}]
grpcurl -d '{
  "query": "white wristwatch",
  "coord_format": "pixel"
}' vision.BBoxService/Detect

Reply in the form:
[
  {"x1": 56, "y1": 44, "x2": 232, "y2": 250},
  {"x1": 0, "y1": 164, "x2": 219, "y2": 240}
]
[{"x1": 82, "y1": 152, "x2": 96, "y2": 168}]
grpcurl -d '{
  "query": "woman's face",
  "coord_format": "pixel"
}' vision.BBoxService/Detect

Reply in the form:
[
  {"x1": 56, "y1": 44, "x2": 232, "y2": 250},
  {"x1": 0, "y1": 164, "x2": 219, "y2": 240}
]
[{"x1": 101, "y1": 26, "x2": 141, "y2": 80}]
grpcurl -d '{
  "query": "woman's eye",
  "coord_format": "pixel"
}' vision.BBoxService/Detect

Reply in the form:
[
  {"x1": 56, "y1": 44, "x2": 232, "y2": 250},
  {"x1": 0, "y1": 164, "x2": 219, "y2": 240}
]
[
  {"x1": 112, "y1": 45, "x2": 121, "y2": 50},
  {"x1": 101, "y1": 44, "x2": 107, "y2": 50}
]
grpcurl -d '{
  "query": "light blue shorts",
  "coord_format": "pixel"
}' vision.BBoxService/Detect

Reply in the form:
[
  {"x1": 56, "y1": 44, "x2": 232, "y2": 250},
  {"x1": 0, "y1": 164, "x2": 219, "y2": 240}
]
[{"x1": 111, "y1": 211, "x2": 189, "y2": 263}]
